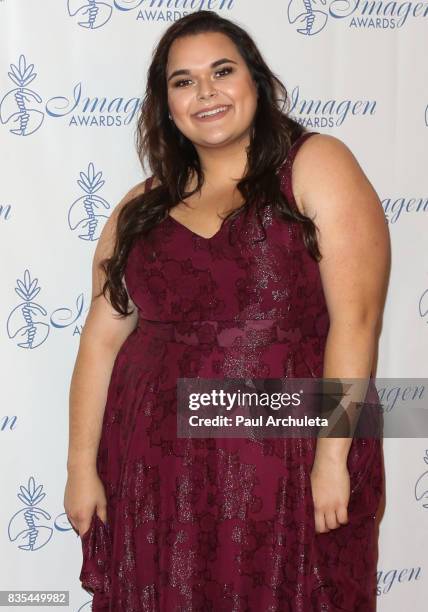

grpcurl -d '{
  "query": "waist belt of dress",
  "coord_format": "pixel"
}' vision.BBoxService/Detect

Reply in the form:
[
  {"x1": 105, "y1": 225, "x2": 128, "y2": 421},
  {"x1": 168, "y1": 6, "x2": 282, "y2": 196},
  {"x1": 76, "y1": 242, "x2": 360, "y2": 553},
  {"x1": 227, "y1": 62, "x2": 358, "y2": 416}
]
[{"x1": 136, "y1": 318, "x2": 295, "y2": 348}]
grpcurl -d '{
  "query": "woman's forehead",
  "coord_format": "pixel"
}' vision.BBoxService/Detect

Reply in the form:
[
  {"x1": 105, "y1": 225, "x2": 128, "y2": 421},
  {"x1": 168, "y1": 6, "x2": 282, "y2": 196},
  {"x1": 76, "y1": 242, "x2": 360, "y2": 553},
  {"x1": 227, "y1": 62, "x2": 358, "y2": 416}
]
[{"x1": 167, "y1": 32, "x2": 238, "y2": 66}]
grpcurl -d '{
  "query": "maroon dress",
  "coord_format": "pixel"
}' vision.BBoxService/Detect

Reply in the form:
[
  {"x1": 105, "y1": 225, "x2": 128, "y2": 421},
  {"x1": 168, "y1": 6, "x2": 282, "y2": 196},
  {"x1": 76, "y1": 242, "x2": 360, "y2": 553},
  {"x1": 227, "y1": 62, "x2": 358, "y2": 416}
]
[{"x1": 79, "y1": 131, "x2": 383, "y2": 611}]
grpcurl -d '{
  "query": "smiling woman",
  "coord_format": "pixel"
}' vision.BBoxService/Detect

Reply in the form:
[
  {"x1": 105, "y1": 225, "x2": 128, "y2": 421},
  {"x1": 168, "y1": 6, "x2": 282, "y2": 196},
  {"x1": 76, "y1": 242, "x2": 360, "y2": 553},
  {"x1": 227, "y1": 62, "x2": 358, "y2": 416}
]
[
  {"x1": 65, "y1": 9, "x2": 390, "y2": 612},
  {"x1": 162, "y1": 31, "x2": 273, "y2": 240},
  {"x1": 166, "y1": 33, "x2": 258, "y2": 158}
]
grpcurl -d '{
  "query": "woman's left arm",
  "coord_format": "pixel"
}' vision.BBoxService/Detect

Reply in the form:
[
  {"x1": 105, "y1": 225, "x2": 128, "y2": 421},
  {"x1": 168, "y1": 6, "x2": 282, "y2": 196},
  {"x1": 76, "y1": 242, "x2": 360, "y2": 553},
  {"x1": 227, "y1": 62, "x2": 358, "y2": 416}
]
[{"x1": 293, "y1": 133, "x2": 391, "y2": 533}]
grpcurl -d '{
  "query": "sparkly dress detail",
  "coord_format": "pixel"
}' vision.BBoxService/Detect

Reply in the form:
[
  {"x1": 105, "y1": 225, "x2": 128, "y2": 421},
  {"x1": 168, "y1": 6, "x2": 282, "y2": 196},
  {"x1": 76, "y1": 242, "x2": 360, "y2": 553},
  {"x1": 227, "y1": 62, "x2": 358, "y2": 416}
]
[{"x1": 79, "y1": 131, "x2": 383, "y2": 611}]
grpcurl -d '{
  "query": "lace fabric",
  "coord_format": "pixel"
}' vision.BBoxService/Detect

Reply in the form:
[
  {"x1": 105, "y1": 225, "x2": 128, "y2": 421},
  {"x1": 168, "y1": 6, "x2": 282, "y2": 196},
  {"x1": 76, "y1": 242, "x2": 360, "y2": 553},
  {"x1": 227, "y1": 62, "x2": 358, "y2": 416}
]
[{"x1": 78, "y1": 132, "x2": 383, "y2": 611}]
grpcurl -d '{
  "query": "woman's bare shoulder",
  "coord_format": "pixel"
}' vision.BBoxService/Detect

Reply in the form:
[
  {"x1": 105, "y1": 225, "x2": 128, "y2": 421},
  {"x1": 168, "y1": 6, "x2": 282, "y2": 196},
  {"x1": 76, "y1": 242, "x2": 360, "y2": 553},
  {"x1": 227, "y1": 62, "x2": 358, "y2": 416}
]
[
  {"x1": 291, "y1": 133, "x2": 368, "y2": 216},
  {"x1": 114, "y1": 175, "x2": 160, "y2": 215}
]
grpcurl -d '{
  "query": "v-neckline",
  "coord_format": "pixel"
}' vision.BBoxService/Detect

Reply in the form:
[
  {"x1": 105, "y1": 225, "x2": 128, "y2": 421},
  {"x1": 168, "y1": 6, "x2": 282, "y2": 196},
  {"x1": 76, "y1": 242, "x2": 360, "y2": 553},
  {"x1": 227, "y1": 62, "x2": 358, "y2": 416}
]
[{"x1": 167, "y1": 207, "x2": 245, "y2": 241}]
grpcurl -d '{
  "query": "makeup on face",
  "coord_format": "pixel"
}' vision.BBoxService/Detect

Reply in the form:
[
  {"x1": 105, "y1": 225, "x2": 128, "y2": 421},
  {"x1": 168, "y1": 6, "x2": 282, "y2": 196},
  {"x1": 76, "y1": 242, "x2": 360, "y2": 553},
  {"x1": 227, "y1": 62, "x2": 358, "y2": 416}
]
[{"x1": 166, "y1": 33, "x2": 258, "y2": 144}]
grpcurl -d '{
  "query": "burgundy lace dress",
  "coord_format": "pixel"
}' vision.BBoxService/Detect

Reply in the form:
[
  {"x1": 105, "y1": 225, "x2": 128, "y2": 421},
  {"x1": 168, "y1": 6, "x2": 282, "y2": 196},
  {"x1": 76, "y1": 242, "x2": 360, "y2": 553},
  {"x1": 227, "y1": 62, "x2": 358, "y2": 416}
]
[{"x1": 79, "y1": 131, "x2": 383, "y2": 611}]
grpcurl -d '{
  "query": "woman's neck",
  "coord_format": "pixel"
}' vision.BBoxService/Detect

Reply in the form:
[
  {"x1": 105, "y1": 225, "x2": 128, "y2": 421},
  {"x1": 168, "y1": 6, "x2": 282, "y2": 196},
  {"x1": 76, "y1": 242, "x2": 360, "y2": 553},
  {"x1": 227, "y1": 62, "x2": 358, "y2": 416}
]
[{"x1": 192, "y1": 133, "x2": 249, "y2": 186}]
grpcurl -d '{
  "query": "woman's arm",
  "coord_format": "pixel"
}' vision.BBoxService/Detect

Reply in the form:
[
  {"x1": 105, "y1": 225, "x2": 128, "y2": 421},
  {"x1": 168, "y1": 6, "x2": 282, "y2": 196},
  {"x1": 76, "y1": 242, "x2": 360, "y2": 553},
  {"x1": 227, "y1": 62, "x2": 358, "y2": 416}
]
[
  {"x1": 66, "y1": 180, "x2": 146, "y2": 474},
  {"x1": 293, "y1": 134, "x2": 391, "y2": 531}
]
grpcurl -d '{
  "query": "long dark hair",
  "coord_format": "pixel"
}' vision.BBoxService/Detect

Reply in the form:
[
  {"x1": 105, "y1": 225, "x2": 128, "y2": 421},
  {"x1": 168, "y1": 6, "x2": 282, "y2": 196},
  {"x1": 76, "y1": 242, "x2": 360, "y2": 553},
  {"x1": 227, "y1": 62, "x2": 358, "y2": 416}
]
[{"x1": 100, "y1": 10, "x2": 321, "y2": 317}]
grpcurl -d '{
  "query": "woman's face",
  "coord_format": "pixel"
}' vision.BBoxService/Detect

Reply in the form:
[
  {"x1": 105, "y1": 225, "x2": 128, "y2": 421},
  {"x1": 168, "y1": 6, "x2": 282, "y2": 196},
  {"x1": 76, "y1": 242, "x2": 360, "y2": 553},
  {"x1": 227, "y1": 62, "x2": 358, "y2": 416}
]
[{"x1": 166, "y1": 32, "x2": 258, "y2": 150}]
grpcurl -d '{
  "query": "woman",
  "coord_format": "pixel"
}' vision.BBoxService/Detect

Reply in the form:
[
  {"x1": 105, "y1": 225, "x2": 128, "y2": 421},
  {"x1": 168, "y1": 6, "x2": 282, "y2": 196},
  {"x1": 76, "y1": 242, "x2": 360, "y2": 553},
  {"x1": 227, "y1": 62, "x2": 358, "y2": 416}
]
[{"x1": 64, "y1": 10, "x2": 390, "y2": 611}]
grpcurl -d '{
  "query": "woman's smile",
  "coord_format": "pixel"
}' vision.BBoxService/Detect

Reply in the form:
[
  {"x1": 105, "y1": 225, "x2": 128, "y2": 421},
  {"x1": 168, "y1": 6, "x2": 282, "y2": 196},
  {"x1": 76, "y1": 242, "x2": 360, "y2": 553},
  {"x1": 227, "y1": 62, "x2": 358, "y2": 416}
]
[
  {"x1": 192, "y1": 104, "x2": 232, "y2": 122},
  {"x1": 166, "y1": 32, "x2": 258, "y2": 148}
]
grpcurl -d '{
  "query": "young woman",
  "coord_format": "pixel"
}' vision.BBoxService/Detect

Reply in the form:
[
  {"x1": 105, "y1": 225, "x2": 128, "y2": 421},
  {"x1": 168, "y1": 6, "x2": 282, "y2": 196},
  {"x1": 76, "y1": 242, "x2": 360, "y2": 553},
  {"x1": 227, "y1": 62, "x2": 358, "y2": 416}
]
[{"x1": 64, "y1": 10, "x2": 390, "y2": 611}]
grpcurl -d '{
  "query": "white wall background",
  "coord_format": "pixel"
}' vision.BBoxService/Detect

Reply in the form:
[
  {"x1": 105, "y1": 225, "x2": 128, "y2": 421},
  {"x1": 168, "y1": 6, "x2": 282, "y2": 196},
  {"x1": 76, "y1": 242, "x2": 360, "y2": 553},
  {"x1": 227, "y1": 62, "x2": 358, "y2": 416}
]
[{"x1": 0, "y1": 1, "x2": 427, "y2": 610}]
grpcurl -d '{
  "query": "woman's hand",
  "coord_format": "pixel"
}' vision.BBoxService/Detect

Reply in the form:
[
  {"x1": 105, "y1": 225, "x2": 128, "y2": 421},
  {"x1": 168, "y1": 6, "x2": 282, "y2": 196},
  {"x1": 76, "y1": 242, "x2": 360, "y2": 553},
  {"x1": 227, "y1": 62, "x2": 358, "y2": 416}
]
[
  {"x1": 64, "y1": 466, "x2": 108, "y2": 538},
  {"x1": 310, "y1": 455, "x2": 350, "y2": 534}
]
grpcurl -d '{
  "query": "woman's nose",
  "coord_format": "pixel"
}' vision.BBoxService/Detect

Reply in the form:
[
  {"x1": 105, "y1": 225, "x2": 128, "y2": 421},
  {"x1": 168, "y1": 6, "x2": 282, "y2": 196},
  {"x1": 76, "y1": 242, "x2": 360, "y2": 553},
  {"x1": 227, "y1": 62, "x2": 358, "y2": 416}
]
[{"x1": 197, "y1": 79, "x2": 218, "y2": 100}]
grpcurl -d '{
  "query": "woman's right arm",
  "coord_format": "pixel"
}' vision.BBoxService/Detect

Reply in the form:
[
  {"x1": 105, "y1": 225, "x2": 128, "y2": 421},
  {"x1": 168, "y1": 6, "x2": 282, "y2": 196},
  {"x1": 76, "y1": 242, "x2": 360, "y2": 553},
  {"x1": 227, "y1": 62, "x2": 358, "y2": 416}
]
[{"x1": 64, "y1": 179, "x2": 147, "y2": 535}]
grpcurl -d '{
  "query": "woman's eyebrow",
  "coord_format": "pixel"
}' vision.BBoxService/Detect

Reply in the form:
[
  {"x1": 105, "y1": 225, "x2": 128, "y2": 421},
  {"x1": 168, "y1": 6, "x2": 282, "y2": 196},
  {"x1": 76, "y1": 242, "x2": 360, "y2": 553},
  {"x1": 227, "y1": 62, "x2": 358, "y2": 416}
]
[{"x1": 167, "y1": 58, "x2": 238, "y2": 82}]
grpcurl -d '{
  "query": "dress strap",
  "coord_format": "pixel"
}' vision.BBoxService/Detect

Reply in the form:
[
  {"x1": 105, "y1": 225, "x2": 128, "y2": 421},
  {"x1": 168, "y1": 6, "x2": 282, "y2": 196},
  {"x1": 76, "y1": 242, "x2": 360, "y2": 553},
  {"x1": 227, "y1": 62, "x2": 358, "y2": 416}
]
[
  {"x1": 281, "y1": 131, "x2": 319, "y2": 213},
  {"x1": 144, "y1": 175, "x2": 155, "y2": 193}
]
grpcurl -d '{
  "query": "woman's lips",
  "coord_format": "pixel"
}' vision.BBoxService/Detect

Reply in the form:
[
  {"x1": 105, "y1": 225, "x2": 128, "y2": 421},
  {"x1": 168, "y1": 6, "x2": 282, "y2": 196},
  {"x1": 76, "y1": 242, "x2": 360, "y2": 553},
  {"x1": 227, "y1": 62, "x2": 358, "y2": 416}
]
[{"x1": 193, "y1": 105, "x2": 231, "y2": 122}]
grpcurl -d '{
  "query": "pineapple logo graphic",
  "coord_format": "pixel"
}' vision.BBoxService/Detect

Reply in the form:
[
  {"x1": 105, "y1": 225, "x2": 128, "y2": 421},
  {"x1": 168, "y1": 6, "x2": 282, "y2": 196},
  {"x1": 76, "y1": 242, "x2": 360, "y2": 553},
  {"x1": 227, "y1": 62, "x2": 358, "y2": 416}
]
[
  {"x1": 287, "y1": 0, "x2": 328, "y2": 36},
  {"x1": 0, "y1": 55, "x2": 44, "y2": 136},
  {"x1": 68, "y1": 162, "x2": 111, "y2": 241},
  {"x1": 67, "y1": 0, "x2": 154, "y2": 29},
  {"x1": 8, "y1": 477, "x2": 53, "y2": 551},
  {"x1": 6, "y1": 270, "x2": 90, "y2": 347},
  {"x1": 7, "y1": 270, "x2": 49, "y2": 349},
  {"x1": 67, "y1": 0, "x2": 113, "y2": 29},
  {"x1": 8, "y1": 477, "x2": 79, "y2": 551}
]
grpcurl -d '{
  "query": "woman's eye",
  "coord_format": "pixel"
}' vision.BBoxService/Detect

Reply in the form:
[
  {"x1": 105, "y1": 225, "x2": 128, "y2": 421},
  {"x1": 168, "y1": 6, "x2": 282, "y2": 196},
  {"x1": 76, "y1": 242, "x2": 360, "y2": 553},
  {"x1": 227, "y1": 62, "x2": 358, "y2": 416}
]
[
  {"x1": 171, "y1": 67, "x2": 233, "y2": 87},
  {"x1": 215, "y1": 67, "x2": 233, "y2": 77},
  {"x1": 173, "y1": 79, "x2": 192, "y2": 88}
]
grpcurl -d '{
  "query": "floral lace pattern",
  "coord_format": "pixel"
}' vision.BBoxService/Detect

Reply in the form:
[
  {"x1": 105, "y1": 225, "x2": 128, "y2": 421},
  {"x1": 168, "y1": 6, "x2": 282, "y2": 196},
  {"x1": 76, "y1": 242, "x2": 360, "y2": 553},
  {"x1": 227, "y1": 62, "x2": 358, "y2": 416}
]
[{"x1": 79, "y1": 132, "x2": 384, "y2": 611}]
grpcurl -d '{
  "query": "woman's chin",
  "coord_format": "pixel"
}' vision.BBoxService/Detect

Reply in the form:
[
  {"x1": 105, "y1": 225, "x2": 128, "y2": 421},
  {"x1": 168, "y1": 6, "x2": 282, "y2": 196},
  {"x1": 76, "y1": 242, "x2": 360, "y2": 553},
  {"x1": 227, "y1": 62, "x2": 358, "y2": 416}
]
[{"x1": 193, "y1": 134, "x2": 246, "y2": 149}]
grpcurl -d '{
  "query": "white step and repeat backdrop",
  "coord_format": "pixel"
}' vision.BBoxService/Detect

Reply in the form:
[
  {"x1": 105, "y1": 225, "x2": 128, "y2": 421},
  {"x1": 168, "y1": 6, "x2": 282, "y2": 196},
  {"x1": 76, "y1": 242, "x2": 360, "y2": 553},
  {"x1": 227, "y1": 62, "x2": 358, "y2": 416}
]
[{"x1": 1, "y1": 1, "x2": 427, "y2": 610}]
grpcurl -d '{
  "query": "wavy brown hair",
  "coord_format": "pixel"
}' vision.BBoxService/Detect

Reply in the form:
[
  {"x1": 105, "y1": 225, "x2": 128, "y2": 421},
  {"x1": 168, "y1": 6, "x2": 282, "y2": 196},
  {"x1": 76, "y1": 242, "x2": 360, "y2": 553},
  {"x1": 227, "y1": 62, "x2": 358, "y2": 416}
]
[{"x1": 99, "y1": 10, "x2": 321, "y2": 317}]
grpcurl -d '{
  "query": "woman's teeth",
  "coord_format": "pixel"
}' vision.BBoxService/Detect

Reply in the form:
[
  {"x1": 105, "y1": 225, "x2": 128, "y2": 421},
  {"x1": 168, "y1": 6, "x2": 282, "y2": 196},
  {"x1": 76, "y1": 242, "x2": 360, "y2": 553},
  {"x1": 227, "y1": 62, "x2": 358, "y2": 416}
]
[{"x1": 196, "y1": 106, "x2": 228, "y2": 118}]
